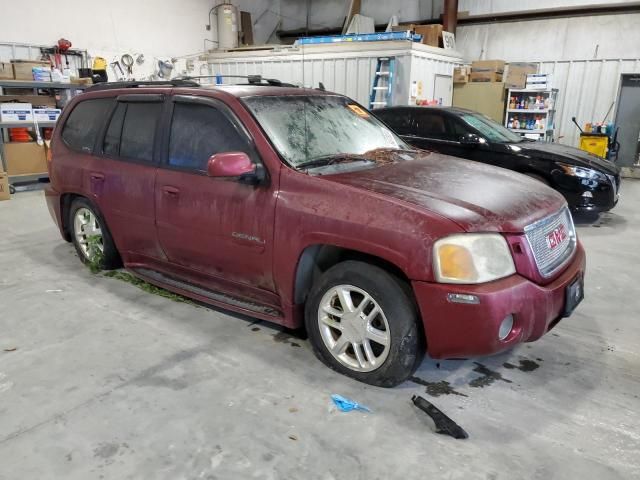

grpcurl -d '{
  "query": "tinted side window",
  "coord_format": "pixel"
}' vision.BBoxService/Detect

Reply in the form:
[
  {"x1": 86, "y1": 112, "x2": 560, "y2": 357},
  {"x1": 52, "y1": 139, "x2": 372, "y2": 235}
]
[
  {"x1": 448, "y1": 118, "x2": 469, "y2": 139},
  {"x1": 168, "y1": 103, "x2": 252, "y2": 171},
  {"x1": 377, "y1": 110, "x2": 414, "y2": 136},
  {"x1": 414, "y1": 111, "x2": 448, "y2": 139},
  {"x1": 103, "y1": 103, "x2": 127, "y2": 156},
  {"x1": 120, "y1": 103, "x2": 161, "y2": 162},
  {"x1": 61, "y1": 98, "x2": 113, "y2": 153}
]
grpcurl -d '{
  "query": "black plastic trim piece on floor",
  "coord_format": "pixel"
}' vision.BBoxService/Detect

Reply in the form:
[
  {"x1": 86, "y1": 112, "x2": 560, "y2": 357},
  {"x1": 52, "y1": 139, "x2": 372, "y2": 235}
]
[{"x1": 411, "y1": 395, "x2": 469, "y2": 439}]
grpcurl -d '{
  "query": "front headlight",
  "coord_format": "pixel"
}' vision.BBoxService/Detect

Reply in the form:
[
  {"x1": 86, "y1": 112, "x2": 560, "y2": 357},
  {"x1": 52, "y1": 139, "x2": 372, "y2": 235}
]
[
  {"x1": 558, "y1": 163, "x2": 605, "y2": 181},
  {"x1": 433, "y1": 234, "x2": 516, "y2": 284}
]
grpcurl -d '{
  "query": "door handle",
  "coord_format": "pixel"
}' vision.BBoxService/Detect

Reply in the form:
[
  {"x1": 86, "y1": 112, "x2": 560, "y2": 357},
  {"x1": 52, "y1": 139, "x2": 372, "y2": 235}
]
[
  {"x1": 162, "y1": 186, "x2": 180, "y2": 197},
  {"x1": 90, "y1": 172, "x2": 105, "y2": 181}
]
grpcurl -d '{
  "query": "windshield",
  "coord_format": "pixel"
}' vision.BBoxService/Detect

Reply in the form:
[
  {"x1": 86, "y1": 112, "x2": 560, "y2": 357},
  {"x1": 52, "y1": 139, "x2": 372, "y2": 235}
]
[
  {"x1": 243, "y1": 94, "x2": 411, "y2": 168},
  {"x1": 460, "y1": 112, "x2": 523, "y2": 143}
]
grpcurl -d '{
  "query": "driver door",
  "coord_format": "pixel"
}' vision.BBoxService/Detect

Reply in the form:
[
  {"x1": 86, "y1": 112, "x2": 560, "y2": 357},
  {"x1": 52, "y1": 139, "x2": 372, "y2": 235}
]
[{"x1": 154, "y1": 95, "x2": 277, "y2": 299}]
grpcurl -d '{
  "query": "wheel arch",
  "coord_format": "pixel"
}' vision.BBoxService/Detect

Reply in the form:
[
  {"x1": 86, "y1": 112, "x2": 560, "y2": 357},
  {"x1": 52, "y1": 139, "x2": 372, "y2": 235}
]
[
  {"x1": 293, "y1": 244, "x2": 415, "y2": 306},
  {"x1": 60, "y1": 192, "x2": 86, "y2": 241}
]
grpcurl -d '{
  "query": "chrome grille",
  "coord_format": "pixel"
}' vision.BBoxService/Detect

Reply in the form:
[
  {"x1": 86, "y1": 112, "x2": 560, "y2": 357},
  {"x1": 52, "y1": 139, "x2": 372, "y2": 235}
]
[{"x1": 524, "y1": 207, "x2": 577, "y2": 278}]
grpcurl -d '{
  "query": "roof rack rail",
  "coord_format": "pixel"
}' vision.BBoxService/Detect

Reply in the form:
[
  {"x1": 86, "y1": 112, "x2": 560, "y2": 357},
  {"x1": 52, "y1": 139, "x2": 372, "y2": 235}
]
[
  {"x1": 85, "y1": 80, "x2": 200, "y2": 91},
  {"x1": 178, "y1": 75, "x2": 298, "y2": 88}
]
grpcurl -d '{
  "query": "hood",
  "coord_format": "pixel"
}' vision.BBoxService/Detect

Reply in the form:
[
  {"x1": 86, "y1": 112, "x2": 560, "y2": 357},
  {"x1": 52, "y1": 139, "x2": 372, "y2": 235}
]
[
  {"x1": 513, "y1": 141, "x2": 620, "y2": 174},
  {"x1": 323, "y1": 153, "x2": 567, "y2": 233}
]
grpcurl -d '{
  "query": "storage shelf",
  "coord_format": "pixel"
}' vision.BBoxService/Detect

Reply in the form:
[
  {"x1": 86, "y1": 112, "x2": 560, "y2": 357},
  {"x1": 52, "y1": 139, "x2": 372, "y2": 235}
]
[
  {"x1": 508, "y1": 88, "x2": 558, "y2": 93},
  {"x1": 0, "y1": 121, "x2": 57, "y2": 129},
  {"x1": 8, "y1": 172, "x2": 49, "y2": 184},
  {"x1": 0, "y1": 80, "x2": 87, "y2": 90},
  {"x1": 509, "y1": 129, "x2": 551, "y2": 134},
  {"x1": 506, "y1": 109, "x2": 552, "y2": 114}
]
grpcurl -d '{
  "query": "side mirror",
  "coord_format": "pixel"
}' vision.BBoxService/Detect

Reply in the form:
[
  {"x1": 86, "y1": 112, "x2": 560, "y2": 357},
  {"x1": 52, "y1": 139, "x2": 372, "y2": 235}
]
[
  {"x1": 460, "y1": 133, "x2": 486, "y2": 146},
  {"x1": 206, "y1": 152, "x2": 265, "y2": 185}
]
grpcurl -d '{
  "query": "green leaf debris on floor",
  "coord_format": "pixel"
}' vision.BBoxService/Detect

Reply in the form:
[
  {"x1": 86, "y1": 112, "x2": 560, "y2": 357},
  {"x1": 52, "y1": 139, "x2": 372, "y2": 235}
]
[{"x1": 103, "y1": 270, "x2": 198, "y2": 306}]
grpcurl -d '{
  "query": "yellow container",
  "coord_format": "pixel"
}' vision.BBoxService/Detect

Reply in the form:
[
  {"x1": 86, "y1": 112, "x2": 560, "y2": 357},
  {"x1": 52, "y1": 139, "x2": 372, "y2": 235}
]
[{"x1": 579, "y1": 133, "x2": 608, "y2": 159}]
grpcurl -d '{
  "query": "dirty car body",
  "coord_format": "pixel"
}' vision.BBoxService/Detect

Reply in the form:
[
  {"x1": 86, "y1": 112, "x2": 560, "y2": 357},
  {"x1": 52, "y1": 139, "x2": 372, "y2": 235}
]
[{"x1": 45, "y1": 84, "x2": 586, "y2": 386}]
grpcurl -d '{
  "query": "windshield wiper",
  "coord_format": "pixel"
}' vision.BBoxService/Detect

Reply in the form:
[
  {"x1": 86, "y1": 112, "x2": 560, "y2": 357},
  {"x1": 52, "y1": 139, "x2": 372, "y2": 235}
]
[{"x1": 296, "y1": 153, "x2": 372, "y2": 170}]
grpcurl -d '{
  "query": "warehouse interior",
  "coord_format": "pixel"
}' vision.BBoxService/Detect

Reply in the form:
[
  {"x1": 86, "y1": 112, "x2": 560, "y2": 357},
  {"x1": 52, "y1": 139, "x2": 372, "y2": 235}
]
[{"x1": 0, "y1": 1, "x2": 639, "y2": 478}]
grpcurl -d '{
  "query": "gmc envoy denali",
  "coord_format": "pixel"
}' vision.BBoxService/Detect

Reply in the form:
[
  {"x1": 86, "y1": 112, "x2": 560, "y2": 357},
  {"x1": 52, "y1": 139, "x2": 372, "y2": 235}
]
[{"x1": 45, "y1": 79, "x2": 586, "y2": 387}]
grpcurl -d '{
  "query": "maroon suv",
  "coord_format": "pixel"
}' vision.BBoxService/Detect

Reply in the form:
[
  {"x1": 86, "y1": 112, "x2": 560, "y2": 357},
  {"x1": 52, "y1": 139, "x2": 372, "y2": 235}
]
[{"x1": 45, "y1": 80, "x2": 586, "y2": 387}]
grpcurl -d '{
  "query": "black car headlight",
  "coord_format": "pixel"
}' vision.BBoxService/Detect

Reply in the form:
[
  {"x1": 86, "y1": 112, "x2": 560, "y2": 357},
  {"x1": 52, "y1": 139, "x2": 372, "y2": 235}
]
[{"x1": 558, "y1": 163, "x2": 606, "y2": 181}]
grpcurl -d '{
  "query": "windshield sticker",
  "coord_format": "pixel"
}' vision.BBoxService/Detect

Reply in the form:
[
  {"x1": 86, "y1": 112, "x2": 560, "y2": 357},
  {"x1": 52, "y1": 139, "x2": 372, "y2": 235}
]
[
  {"x1": 380, "y1": 127, "x2": 399, "y2": 147},
  {"x1": 347, "y1": 104, "x2": 370, "y2": 118}
]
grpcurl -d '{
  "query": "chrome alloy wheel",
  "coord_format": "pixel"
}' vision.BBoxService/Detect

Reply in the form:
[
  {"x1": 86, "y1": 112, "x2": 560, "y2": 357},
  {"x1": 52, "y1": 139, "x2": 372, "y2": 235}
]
[
  {"x1": 73, "y1": 207, "x2": 103, "y2": 260},
  {"x1": 317, "y1": 285, "x2": 391, "y2": 372}
]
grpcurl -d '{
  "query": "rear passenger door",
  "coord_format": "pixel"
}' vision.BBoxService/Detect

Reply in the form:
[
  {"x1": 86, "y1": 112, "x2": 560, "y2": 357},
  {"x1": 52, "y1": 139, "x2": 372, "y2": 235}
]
[
  {"x1": 409, "y1": 110, "x2": 462, "y2": 156},
  {"x1": 90, "y1": 93, "x2": 166, "y2": 261},
  {"x1": 154, "y1": 95, "x2": 277, "y2": 300}
]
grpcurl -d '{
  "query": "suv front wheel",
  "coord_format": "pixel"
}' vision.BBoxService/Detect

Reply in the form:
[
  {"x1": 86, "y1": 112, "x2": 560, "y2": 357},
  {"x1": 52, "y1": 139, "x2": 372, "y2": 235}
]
[{"x1": 305, "y1": 261, "x2": 423, "y2": 387}]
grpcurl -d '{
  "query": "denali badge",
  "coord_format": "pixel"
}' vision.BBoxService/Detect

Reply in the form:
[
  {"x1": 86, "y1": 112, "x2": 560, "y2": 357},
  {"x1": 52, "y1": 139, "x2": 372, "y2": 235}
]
[
  {"x1": 232, "y1": 232, "x2": 266, "y2": 244},
  {"x1": 546, "y1": 224, "x2": 567, "y2": 250}
]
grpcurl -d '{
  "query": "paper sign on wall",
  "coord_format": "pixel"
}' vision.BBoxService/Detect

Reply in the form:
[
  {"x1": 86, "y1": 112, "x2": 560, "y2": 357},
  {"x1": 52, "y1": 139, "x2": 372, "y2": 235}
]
[{"x1": 442, "y1": 31, "x2": 456, "y2": 50}]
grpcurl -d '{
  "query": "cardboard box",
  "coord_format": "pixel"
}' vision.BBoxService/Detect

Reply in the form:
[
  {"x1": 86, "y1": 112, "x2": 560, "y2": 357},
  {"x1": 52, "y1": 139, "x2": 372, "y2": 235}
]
[
  {"x1": 526, "y1": 73, "x2": 552, "y2": 90},
  {"x1": 505, "y1": 62, "x2": 538, "y2": 89},
  {"x1": 33, "y1": 108, "x2": 61, "y2": 122},
  {"x1": 453, "y1": 66, "x2": 470, "y2": 83},
  {"x1": 0, "y1": 95, "x2": 56, "y2": 108},
  {"x1": 392, "y1": 24, "x2": 443, "y2": 47},
  {"x1": 3, "y1": 142, "x2": 47, "y2": 176},
  {"x1": 470, "y1": 71, "x2": 503, "y2": 83},
  {"x1": 0, "y1": 103, "x2": 33, "y2": 122},
  {"x1": 453, "y1": 82, "x2": 506, "y2": 124},
  {"x1": 0, "y1": 173, "x2": 10, "y2": 201},
  {"x1": 10, "y1": 60, "x2": 51, "y2": 81},
  {"x1": 0, "y1": 62, "x2": 14, "y2": 80},
  {"x1": 471, "y1": 60, "x2": 506, "y2": 73}
]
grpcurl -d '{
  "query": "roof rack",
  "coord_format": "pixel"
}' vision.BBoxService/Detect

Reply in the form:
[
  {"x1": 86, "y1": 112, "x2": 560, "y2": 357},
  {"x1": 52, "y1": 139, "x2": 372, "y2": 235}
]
[
  {"x1": 178, "y1": 75, "x2": 298, "y2": 88},
  {"x1": 85, "y1": 80, "x2": 201, "y2": 91}
]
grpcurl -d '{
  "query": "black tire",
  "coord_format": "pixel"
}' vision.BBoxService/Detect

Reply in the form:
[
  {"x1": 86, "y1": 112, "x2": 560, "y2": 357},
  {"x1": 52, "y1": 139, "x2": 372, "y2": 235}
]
[
  {"x1": 305, "y1": 261, "x2": 424, "y2": 387},
  {"x1": 69, "y1": 197, "x2": 121, "y2": 270}
]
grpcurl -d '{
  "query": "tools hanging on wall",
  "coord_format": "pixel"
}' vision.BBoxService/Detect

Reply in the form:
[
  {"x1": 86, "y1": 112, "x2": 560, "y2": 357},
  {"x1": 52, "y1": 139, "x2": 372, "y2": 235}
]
[{"x1": 121, "y1": 54, "x2": 134, "y2": 78}]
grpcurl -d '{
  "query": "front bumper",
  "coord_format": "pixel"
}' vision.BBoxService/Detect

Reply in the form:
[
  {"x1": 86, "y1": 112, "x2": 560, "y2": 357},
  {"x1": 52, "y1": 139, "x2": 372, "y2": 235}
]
[
  {"x1": 553, "y1": 171, "x2": 620, "y2": 214},
  {"x1": 412, "y1": 242, "x2": 586, "y2": 359}
]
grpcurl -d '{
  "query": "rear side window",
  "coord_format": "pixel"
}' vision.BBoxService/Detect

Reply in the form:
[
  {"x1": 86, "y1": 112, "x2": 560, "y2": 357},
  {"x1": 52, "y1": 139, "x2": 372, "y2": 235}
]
[
  {"x1": 168, "y1": 103, "x2": 252, "y2": 171},
  {"x1": 377, "y1": 110, "x2": 415, "y2": 136},
  {"x1": 119, "y1": 103, "x2": 161, "y2": 162},
  {"x1": 61, "y1": 98, "x2": 113, "y2": 153},
  {"x1": 103, "y1": 103, "x2": 127, "y2": 156},
  {"x1": 414, "y1": 111, "x2": 448, "y2": 138}
]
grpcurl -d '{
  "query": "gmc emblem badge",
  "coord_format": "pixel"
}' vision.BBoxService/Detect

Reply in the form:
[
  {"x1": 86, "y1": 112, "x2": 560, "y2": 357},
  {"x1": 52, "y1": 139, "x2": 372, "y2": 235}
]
[{"x1": 546, "y1": 224, "x2": 568, "y2": 250}]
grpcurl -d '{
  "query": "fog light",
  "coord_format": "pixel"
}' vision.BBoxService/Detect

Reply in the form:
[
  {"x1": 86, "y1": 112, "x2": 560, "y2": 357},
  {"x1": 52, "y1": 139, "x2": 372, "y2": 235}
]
[{"x1": 498, "y1": 314, "x2": 514, "y2": 341}]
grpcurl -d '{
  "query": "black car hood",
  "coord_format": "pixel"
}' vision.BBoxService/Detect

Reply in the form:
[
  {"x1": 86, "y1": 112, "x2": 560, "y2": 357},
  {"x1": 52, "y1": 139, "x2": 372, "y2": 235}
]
[{"x1": 511, "y1": 141, "x2": 620, "y2": 175}]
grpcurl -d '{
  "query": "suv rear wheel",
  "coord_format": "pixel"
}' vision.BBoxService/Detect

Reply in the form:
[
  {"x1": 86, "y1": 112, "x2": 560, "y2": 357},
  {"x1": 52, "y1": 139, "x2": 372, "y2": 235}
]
[
  {"x1": 305, "y1": 261, "x2": 423, "y2": 387},
  {"x1": 69, "y1": 198, "x2": 120, "y2": 270}
]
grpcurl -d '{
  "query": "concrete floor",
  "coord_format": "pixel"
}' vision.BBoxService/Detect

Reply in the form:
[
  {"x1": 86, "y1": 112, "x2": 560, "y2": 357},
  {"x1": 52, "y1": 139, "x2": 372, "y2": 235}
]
[{"x1": 1, "y1": 183, "x2": 639, "y2": 480}]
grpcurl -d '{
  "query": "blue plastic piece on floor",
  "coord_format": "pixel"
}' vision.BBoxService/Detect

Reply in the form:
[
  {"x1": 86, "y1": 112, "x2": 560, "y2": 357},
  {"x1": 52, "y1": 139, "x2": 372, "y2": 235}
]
[{"x1": 331, "y1": 394, "x2": 371, "y2": 413}]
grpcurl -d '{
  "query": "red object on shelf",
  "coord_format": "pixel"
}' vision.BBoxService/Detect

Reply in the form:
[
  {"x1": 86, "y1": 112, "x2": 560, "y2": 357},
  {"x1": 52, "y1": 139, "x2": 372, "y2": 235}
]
[
  {"x1": 9, "y1": 128, "x2": 31, "y2": 142},
  {"x1": 43, "y1": 128, "x2": 54, "y2": 140}
]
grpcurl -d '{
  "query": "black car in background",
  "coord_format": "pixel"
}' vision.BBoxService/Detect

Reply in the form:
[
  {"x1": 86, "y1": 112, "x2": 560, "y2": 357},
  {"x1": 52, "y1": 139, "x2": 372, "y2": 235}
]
[{"x1": 375, "y1": 106, "x2": 621, "y2": 214}]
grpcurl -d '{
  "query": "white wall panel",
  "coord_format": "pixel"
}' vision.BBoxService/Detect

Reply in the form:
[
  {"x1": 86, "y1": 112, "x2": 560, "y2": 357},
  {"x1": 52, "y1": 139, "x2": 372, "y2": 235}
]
[
  {"x1": 531, "y1": 59, "x2": 640, "y2": 148},
  {"x1": 207, "y1": 43, "x2": 461, "y2": 107},
  {"x1": 458, "y1": 0, "x2": 640, "y2": 15}
]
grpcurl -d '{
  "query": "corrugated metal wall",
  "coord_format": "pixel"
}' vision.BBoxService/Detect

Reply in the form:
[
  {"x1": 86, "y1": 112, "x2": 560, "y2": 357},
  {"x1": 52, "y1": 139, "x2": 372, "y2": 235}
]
[
  {"x1": 210, "y1": 55, "x2": 385, "y2": 106},
  {"x1": 208, "y1": 45, "x2": 461, "y2": 107},
  {"x1": 537, "y1": 59, "x2": 640, "y2": 147}
]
